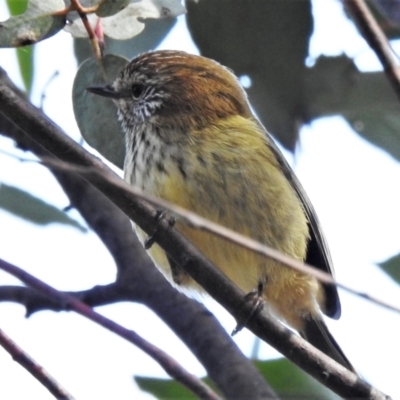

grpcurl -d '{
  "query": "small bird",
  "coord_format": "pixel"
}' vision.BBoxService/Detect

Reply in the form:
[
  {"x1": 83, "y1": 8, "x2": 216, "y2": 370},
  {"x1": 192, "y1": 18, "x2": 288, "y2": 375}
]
[{"x1": 88, "y1": 50, "x2": 354, "y2": 372}]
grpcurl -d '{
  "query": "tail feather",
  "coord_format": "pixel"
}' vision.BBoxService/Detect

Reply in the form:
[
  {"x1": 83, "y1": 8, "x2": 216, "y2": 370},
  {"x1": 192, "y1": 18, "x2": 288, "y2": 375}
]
[{"x1": 301, "y1": 316, "x2": 356, "y2": 374}]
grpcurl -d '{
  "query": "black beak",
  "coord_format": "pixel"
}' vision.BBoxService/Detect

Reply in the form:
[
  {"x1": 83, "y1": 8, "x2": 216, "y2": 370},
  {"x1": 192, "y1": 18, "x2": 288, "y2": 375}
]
[{"x1": 86, "y1": 84, "x2": 121, "y2": 99}]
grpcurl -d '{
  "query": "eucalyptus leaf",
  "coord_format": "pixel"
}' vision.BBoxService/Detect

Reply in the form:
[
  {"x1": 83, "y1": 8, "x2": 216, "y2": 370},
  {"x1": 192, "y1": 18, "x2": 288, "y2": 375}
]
[
  {"x1": 254, "y1": 359, "x2": 340, "y2": 400},
  {"x1": 303, "y1": 56, "x2": 400, "y2": 161},
  {"x1": 379, "y1": 253, "x2": 400, "y2": 284},
  {"x1": 0, "y1": 183, "x2": 86, "y2": 231},
  {"x1": 73, "y1": 17, "x2": 177, "y2": 66},
  {"x1": 6, "y1": 0, "x2": 28, "y2": 16},
  {"x1": 96, "y1": 0, "x2": 130, "y2": 18},
  {"x1": 72, "y1": 55, "x2": 128, "y2": 168},
  {"x1": 66, "y1": 0, "x2": 185, "y2": 40},
  {"x1": 5, "y1": 0, "x2": 34, "y2": 93},
  {"x1": 16, "y1": 46, "x2": 34, "y2": 94},
  {"x1": 0, "y1": 0, "x2": 65, "y2": 47},
  {"x1": 135, "y1": 358, "x2": 340, "y2": 400},
  {"x1": 346, "y1": 111, "x2": 400, "y2": 162},
  {"x1": 136, "y1": 376, "x2": 205, "y2": 400}
]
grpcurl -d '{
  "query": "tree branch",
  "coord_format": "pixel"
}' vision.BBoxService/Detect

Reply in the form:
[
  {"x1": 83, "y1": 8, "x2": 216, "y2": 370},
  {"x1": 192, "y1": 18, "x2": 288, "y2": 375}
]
[
  {"x1": 344, "y1": 0, "x2": 400, "y2": 102},
  {"x1": 0, "y1": 259, "x2": 222, "y2": 400},
  {"x1": 0, "y1": 327, "x2": 74, "y2": 400}
]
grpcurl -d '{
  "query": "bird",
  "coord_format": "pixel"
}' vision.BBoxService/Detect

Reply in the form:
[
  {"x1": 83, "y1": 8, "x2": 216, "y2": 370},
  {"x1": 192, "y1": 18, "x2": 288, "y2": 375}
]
[{"x1": 87, "y1": 49, "x2": 355, "y2": 372}]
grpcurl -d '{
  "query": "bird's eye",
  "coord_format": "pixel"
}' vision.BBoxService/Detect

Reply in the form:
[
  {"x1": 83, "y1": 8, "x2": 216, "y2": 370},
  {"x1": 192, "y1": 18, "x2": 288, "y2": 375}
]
[{"x1": 131, "y1": 84, "x2": 145, "y2": 99}]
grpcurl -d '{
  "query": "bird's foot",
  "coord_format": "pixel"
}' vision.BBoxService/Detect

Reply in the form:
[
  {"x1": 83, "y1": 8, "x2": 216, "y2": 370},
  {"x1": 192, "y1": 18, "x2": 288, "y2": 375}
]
[
  {"x1": 144, "y1": 210, "x2": 175, "y2": 249},
  {"x1": 232, "y1": 281, "x2": 265, "y2": 336}
]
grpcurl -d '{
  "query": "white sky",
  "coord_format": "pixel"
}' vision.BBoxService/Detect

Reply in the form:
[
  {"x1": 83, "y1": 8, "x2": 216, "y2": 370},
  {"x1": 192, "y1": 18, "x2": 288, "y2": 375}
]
[{"x1": 1, "y1": 0, "x2": 400, "y2": 399}]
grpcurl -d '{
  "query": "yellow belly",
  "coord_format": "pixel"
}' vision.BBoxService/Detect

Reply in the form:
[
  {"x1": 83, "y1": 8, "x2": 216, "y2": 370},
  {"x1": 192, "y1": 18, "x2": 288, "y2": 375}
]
[{"x1": 129, "y1": 115, "x2": 321, "y2": 330}]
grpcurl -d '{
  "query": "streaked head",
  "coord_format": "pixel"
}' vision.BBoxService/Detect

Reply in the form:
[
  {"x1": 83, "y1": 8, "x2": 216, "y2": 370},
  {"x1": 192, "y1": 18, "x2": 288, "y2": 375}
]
[{"x1": 88, "y1": 50, "x2": 252, "y2": 132}]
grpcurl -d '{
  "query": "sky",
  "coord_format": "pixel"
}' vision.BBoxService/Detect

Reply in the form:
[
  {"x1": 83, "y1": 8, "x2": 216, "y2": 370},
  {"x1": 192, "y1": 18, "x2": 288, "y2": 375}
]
[{"x1": 1, "y1": 0, "x2": 400, "y2": 399}]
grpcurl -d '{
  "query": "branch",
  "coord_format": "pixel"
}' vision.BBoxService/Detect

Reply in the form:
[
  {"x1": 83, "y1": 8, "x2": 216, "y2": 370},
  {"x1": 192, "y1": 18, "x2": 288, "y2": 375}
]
[
  {"x1": 0, "y1": 284, "x2": 127, "y2": 315},
  {"x1": 7, "y1": 144, "x2": 400, "y2": 315},
  {"x1": 0, "y1": 327, "x2": 74, "y2": 400},
  {"x1": 0, "y1": 73, "x2": 389, "y2": 399},
  {"x1": 0, "y1": 259, "x2": 222, "y2": 400},
  {"x1": 344, "y1": 0, "x2": 400, "y2": 102}
]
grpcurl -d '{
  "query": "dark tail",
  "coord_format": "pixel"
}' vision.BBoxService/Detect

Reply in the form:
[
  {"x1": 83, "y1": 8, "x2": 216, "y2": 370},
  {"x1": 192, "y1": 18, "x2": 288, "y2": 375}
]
[{"x1": 301, "y1": 316, "x2": 356, "y2": 374}]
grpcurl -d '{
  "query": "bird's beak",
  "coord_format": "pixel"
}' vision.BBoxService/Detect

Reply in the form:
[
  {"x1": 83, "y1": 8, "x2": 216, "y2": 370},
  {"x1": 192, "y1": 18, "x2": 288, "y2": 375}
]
[{"x1": 86, "y1": 84, "x2": 121, "y2": 99}]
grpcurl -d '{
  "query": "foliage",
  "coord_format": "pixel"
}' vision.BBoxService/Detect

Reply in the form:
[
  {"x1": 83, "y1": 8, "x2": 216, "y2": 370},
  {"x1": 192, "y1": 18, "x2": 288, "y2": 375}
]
[{"x1": 136, "y1": 359, "x2": 341, "y2": 400}]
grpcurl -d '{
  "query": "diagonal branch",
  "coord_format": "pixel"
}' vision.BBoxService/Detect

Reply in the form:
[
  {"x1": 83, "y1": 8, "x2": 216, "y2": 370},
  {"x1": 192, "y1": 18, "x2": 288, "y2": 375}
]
[
  {"x1": 0, "y1": 258, "x2": 222, "y2": 400},
  {"x1": 0, "y1": 327, "x2": 74, "y2": 400},
  {"x1": 344, "y1": 0, "x2": 400, "y2": 102},
  {"x1": 0, "y1": 284, "x2": 126, "y2": 315}
]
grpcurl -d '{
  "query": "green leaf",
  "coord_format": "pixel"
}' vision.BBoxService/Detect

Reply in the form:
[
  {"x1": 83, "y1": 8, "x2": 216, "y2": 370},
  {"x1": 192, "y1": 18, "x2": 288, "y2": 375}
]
[
  {"x1": 5, "y1": 0, "x2": 35, "y2": 93},
  {"x1": 72, "y1": 55, "x2": 128, "y2": 168},
  {"x1": 16, "y1": 46, "x2": 34, "y2": 94},
  {"x1": 136, "y1": 358, "x2": 340, "y2": 400},
  {"x1": 0, "y1": 0, "x2": 66, "y2": 48},
  {"x1": 6, "y1": 0, "x2": 28, "y2": 16},
  {"x1": 96, "y1": 0, "x2": 130, "y2": 18},
  {"x1": 379, "y1": 253, "x2": 400, "y2": 284},
  {"x1": 255, "y1": 359, "x2": 341, "y2": 400},
  {"x1": 0, "y1": 183, "x2": 86, "y2": 232},
  {"x1": 303, "y1": 55, "x2": 400, "y2": 162},
  {"x1": 347, "y1": 111, "x2": 400, "y2": 162},
  {"x1": 136, "y1": 376, "x2": 208, "y2": 400}
]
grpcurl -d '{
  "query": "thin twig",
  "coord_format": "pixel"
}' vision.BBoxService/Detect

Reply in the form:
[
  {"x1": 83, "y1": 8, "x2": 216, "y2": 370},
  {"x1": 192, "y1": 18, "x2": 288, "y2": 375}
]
[
  {"x1": 0, "y1": 327, "x2": 74, "y2": 400},
  {"x1": 345, "y1": 0, "x2": 400, "y2": 101},
  {"x1": 69, "y1": 0, "x2": 98, "y2": 15},
  {"x1": 6, "y1": 151, "x2": 400, "y2": 316},
  {"x1": 0, "y1": 259, "x2": 222, "y2": 400},
  {"x1": 75, "y1": 11, "x2": 102, "y2": 59},
  {"x1": 55, "y1": 0, "x2": 102, "y2": 58}
]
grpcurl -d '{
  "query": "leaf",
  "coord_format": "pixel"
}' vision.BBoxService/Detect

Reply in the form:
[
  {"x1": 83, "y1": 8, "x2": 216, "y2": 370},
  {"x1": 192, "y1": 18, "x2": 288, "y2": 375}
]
[
  {"x1": 5, "y1": 0, "x2": 35, "y2": 93},
  {"x1": 96, "y1": 0, "x2": 130, "y2": 18},
  {"x1": 379, "y1": 253, "x2": 400, "y2": 284},
  {"x1": 65, "y1": 0, "x2": 185, "y2": 40},
  {"x1": 304, "y1": 56, "x2": 400, "y2": 162},
  {"x1": 73, "y1": 17, "x2": 177, "y2": 66},
  {"x1": 16, "y1": 46, "x2": 34, "y2": 95},
  {"x1": 299, "y1": 54, "x2": 400, "y2": 162},
  {"x1": 6, "y1": 0, "x2": 29, "y2": 16},
  {"x1": 0, "y1": 183, "x2": 86, "y2": 231},
  {"x1": 347, "y1": 111, "x2": 400, "y2": 162},
  {"x1": 186, "y1": 0, "x2": 313, "y2": 151},
  {"x1": 0, "y1": 0, "x2": 66, "y2": 47},
  {"x1": 255, "y1": 359, "x2": 340, "y2": 400},
  {"x1": 136, "y1": 376, "x2": 206, "y2": 400},
  {"x1": 135, "y1": 358, "x2": 340, "y2": 400},
  {"x1": 72, "y1": 55, "x2": 128, "y2": 168}
]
